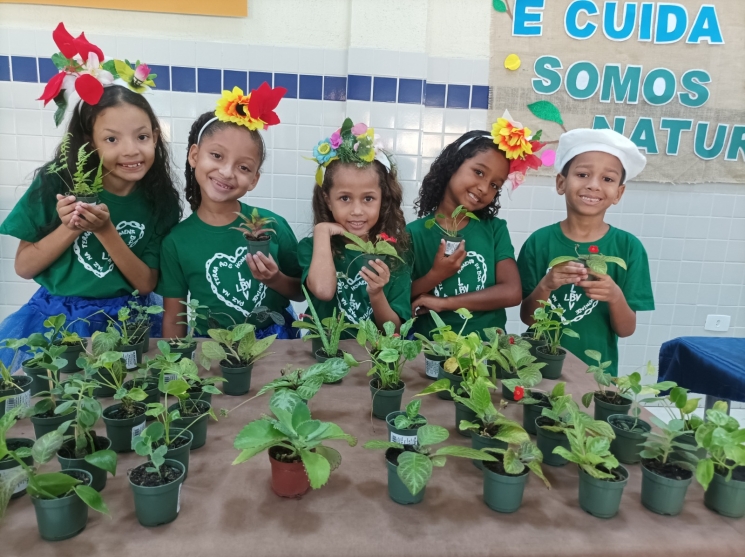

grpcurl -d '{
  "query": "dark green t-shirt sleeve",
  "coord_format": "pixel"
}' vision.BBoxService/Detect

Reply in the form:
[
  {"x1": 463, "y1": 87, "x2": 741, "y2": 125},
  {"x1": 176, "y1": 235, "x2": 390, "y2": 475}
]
[
  {"x1": 274, "y1": 216, "x2": 302, "y2": 279},
  {"x1": 0, "y1": 174, "x2": 57, "y2": 242},
  {"x1": 139, "y1": 204, "x2": 180, "y2": 270},
  {"x1": 493, "y1": 218, "x2": 515, "y2": 262},
  {"x1": 385, "y1": 261, "x2": 413, "y2": 321},
  {"x1": 622, "y1": 236, "x2": 655, "y2": 312},
  {"x1": 297, "y1": 237, "x2": 313, "y2": 284},
  {"x1": 516, "y1": 232, "x2": 541, "y2": 300},
  {"x1": 156, "y1": 234, "x2": 189, "y2": 298}
]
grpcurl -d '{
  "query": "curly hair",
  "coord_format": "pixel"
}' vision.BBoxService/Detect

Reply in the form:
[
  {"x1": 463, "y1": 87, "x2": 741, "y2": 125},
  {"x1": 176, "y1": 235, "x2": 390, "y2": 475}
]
[
  {"x1": 311, "y1": 159, "x2": 410, "y2": 256},
  {"x1": 33, "y1": 86, "x2": 182, "y2": 236},
  {"x1": 414, "y1": 130, "x2": 507, "y2": 219},
  {"x1": 184, "y1": 111, "x2": 266, "y2": 212}
]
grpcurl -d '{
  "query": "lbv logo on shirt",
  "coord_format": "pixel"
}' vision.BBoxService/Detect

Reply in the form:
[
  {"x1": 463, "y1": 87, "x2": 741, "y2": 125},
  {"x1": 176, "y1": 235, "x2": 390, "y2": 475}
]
[
  {"x1": 433, "y1": 251, "x2": 488, "y2": 301},
  {"x1": 550, "y1": 284, "x2": 598, "y2": 323},
  {"x1": 205, "y1": 246, "x2": 267, "y2": 317},
  {"x1": 336, "y1": 273, "x2": 373, "y2": 324},
  {"x1": 73, "y1": 221, "x2": 145, "y2": 278}
]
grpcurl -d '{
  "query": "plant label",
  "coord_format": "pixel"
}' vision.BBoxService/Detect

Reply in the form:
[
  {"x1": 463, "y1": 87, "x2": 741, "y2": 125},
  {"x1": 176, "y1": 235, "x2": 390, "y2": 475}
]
[
  {"x1": 4, "y1": 390, "x2": 31, "y2": 413},
  {"x1": 444, "y1": 240, "x2": 460, "y2": 256},
  {"x1": 177, "y1": 483, "x2": 183, "y2": 513},
  {"x1": 164, "y1": 374, "x2": 177, "y2": 384},
  {"x1": 390, "y1": 432, "x2": 417, "y2": 445},
  {"x1": 122, "y1": 350, "x2": 138, "y2": 370},
  {"x1": 425, "y1": 358, "x2": 440, "y2": 378},
  {"x1": 0, "y1": 468, "x2": 28, "y2": 494},
  {"x1": 131, "y1": 421, "x2": 146, "y2": 439}
]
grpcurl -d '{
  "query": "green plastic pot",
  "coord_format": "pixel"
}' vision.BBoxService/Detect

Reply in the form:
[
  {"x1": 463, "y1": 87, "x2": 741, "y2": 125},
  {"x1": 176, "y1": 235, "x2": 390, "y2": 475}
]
[
  {"x1": 220, "y1": 362, "x2": 253, "y2": 396},
  {"x1": 522, "y1": 401, "x2": 550, "y2": 435},
  {"x1": 521, "y1": 332, "x2": 546, "y2": 357},
  {"x1": 536, "y1": 419, "x2": 570, "y2": 467},
  {"x1": 385, "y1": 411, "x2": 423, "y2": 446},
  {"x1": 672, "y1": 431, "x2": 707, "y2": 461},
  {"x1": 119, "y1": 341, "x2": 144, "y2": 371},
  {"x1": 56, "y1": 342, "x2": 86, "y2": 373},
  {"x1": 436, "y1": 364, "x2": 463, "y2": 401},
  {"x1": 535, "y1": 346, "x2": 566, "y2": 380},
  {"x1": 31, "y1": 469, "x2": 92, "y2": 541},
  {"x1": 310, "y1": 337, "x2": 323, "y2": 357},
  {"x1": 30, "y1": 408, "x2": 77, "y2": 439},
  {"x1": 21, "y1": 360, "x2": 54, "y2": 397},
  {"x1": 123, "y1": 379, "x2": 160, "y2": 408},
  {"x1": 487, "y1": 360, "x2": 504, "y2": 380},
  {"x1": 129, "y1": 459, "x2": 186, "y2": 527},
  {"x1": 471, "y1": 433, "x2": 507, "y2": 470},
  {"x1": 102, "y1": 403, "x2": 147, "y2": 453},
  {"x1": 386, "y1": 449, "x2": 425, "y2": 505},
  {"x1": 92, "y1": 368, "x2": 122, "y2": 398},
  {"x1": 186, "y1": 388, "x2": 212, "y2": 406},
  {"x1": 424, "y1": 354, "x2": 446, "y2": 380},
  {"x1": 0, "y1": 375, "x2": 33, "y2": 419},
  {"x1": 593, "y1": 393, "x2": 632, "y2": 422},
  {"x1": 501, "y1": 370, "x2": 517, "y2": 401},
  {"x1": 169, "y1": 401, "x2": 210, "y2": 450},
  {"x1": 359, "y1": 253, "x2": 388, "y2": 274},
  {"x1": 483, "y1": 463, "x2": 529, "y2": 513},
  {"x1": 608, "y1": 415, "x2": 651, "y2": 464},
  {"x1": 370, "y1": 380, "x2": 404, "y2": 420},
  {"x1": 57, "y1": 436, "x2": 112, "y2": 492},
  {"x1": 0, "y1": 438, "x2": 34, "y2": 499},
  {"x1": 170, "y1": 343, "x2": 197, "y2": 361},
  {"x1": 704, "y1": 469, "x2": 745, "y2": 518},
  {"x1": 454, "y1": 401, "x2": 477, "y2": 437},
  {"x1": 578, "y1": 465, "x2": 629, "y2": 519},
  {"x1": 246, "y1": 238, "x2": 271, "y2": 257},
  {"x1": 314, "y1": 348, "x2": 343, "y2": 364},
  {"x1": 165, "y1": 429, "x2": 194, "y2": 478},
  {"x1": 641, "y1": 463, "x2": 692, "y2": 516}
]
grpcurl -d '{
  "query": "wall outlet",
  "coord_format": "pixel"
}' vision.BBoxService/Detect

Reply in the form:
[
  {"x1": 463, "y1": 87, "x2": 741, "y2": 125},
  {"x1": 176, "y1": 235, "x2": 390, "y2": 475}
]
[{"x1": 705, "y1": 314, "x2": 730, "y2": 332}]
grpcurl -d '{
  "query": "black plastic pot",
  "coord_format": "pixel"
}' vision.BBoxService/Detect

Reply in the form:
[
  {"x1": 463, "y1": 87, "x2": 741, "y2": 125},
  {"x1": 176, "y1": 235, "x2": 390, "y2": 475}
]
[
  {"x1": 129, "y1": 459, "x2": 186, "y2": 527},
  {"x1": 92, "y1": 368, "x2": 121, "y2": 398},
  {"x1": 359, "y1": 253, "x2": 388, "y2": 274},
  {"x1": 370, "y1": 380, "x2": 404, "y2": 420},
  {"x1": 21, "y1": 360, "x2": 53, "y2": 397},
  {"x1": 102, "y1": 403, "x2": 147, "y2": 453},
  {"x1": 119, "y1": 341, "x2": 144, "y2": 371},
  {"x1": 608, "y1": 414, "x2": 651, "y2": 464},
  {"x1": 123, "y1": 378, "x2": 160, "y2": 408},
  {"x1": 0, "y1": 438, "x2": 34, "y2": 499},
  {"x1": 522, "y1": 400, "x2": 550, "y2": 436},
  {"x1": 246, "y1": 238, "x2": 271, "y2": 257},
  {"x1": 314, "y1": 348, "x2": 343, "y2": 364},
  {"x1": 220, "y1": 362, "x2": 253, "y2": 396},
  {"x1": 165, "y1": 429, "x2": 194, "y2": 478},
  {"x1": 170, "y1": 342, "x2": 197, "y2": 361},
  {"x1": 169, "y1": 401, "x2": 210, "y2": 449},
  {"x1": 442, "y1": 234, "x2": 464, "y2": 256},
  {"x1": 0, "y1": 375, "x2": 33, "y2": 419},
  {"x1": 577, "y1": 465, "x2": 629, "y2": 519},
  {"x1": 436, "y1": 363, "x2": 462, "y2": 401},
  {"x1": 593, "y1": 393, "x2": 632, "y2": 422},
  {"x1": 535, "y1": 346, "x2": 566, "y2": 380},
  {"x1": 31, "y1": 469, "x2": 93, "y2": 541}
]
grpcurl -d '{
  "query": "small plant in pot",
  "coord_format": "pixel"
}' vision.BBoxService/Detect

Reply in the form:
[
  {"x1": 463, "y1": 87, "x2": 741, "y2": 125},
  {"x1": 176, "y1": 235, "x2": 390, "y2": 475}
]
[
  {"x1": 528, "y1": 301, "x2": 579, "y2": 379},
  {"x1": 358, "y1": 318, "x2": 421, "y2": 420},
  {"x1": 694, "y1": 401, "x2": 745, "y2": 518},
  {"x1": 22, "y1": 314, "x2": 90, "y2": 380},
  {"x1": 638, "y1": 416, "x2": 696, "y2": 516},
  {"x1": 231, "y1": 207, "x2": 276, "y2": 257},
  {"x1": 548, "y1": 243, "x2": 626, "y2": 282},
  {"x1": 482, "y1": 441, "x2": 551, "y2": 513},
  {"x1": 342, "y1": 231, "x2": 403, "y2": 274},
  {"x1": 233, "y1": 396, "x2": 356, "y2": 498},
  {"x1": 518, "y1": 382, "x2": 566, "y2": 435},
  {"x1": 254, "y1": 358, "x2": 351, "y2": 402},
  {"x1": 386, "y1": 399, "x2": 427, "y2": 446},
  {"x1": 553, "y1": 409, "x2": 627, "y2": 519},
  {"x1": 24, "y1": 365, "x2": 77, "y2": 439},
  {"x1": 659, "y1": 385, "x2": 705, "y2": 460},
  {"x1": 148, "y1": 341, "x2": 224, "y2": 406},
  {"x1": 46, "y1": 133, "x2": 105, "y2": 204},
  {"x1": 0, "y1": 422, "x2": 110, "y2": 540},
  {"x1": 123, "y1": 294, "x2": 163, "y2": 351},
  {"x1": 199, "y1": 323, "x2": 277, "y2": 396},
  {"x1": 18, "y1": 341, "x2": 69, "y2": 398},
  {"x1": 0, "y1": 343, "x2": 33, "y2": 420},
  {"x1": 483, "y1": 327, "x2": 524, "y2": 380},
  {"x1": 491, "y1": 341, "x2": 545, "y2": 402},
  {"x1": 363, "y1": 424, "x2": 495, "y2": 505},
  {"x1": 424, "y1": 204, "x2": 478, "y2": 256},
  {"x1": 92, "y1": 309, "x2": 147, "y2": 372},
  {"x1": 413, "y1": 310, "x2": 452, "y2": 380},
  {"x1": 1, "y1": 407, "x2": 34, "y2": 501},
  {"x1": 581, "y1": 349, "x2": 631, "y2": 422},
  {"x1": 169, "y1": 299, "x2": 210, "y2": 360}
]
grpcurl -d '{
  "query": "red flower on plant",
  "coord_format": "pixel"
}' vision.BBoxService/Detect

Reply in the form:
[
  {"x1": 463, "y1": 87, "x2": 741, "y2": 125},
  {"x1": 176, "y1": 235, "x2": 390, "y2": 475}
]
[
  {"x1": 508, "y1": 336, "x2": 515, "y2": 344},
  {"x1": 513, "y1": 386, "x2": 525, "y2": 401},
  {"x1": 588, "y1": 245, "x2": 599, "y2": 254},
  {"x1": 392, "y1": 333, "x2": 400, "y2": 338},
  {"x1": 377, "y1": 233, "x2": 397, "y2": 243},
  {"x1": 298, "y1": 314, "x2": 311, "y2": 320}
]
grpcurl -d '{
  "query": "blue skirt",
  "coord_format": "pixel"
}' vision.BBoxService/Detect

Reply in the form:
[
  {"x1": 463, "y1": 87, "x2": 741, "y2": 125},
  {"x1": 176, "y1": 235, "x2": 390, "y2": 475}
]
[
  {"x1": 255, "y1": 306, "x2": 300, "y2": 340},
  {"x1": 0, "y1": 286, "x2": 163, "y2": 369}
]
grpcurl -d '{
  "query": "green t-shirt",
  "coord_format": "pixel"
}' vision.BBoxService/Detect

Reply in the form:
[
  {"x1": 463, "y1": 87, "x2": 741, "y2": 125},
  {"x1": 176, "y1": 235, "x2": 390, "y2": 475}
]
[
  {"x1": 406, "y1": 216, "x2": 515, "y2": 339},
  {"x1": 0, "y1": 173, "x2": 176, "y2": 298},
  {"x1": 157, "y1": 203, "x2": 301, "y2": 331},
  {"x1": 297, "y1": 236, "x2": 412, "y2": 334},
  {"x1": 517, "y1": 223, "x2": 655, "y2": 376}
]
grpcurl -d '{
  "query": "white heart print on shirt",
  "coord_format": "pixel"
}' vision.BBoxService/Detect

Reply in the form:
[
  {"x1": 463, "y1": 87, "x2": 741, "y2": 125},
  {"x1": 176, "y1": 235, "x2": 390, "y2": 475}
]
[
  {"x1": 205, "y1": 246, "x2": 267, "y2": 317},
  {"x1": 73, "y1": 221, "x2": 145, "y2": 278},
  {"x1": 433, "y1": 251, "x2": 488, "y2": 298}
]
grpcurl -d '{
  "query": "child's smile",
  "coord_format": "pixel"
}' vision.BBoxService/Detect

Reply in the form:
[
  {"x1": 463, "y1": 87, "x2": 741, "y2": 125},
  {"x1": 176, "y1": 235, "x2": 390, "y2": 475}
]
[{"x1": 441, "y1": 148, "x2": 509, "y2": 214}]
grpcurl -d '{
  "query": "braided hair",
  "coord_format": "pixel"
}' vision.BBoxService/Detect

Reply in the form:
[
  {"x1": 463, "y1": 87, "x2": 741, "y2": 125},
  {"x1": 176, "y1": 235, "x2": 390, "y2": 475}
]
[
  {"x1": 414, "y1": 130, "x2": 506, "y2": 219},
  {"x1": 184, "y1": 111, "x2": 267, "y2": 212}
]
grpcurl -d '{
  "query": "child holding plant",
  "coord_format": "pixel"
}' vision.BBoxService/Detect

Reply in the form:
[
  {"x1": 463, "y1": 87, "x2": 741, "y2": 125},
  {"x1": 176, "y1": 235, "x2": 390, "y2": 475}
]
[
  {"x1": 299, "y1": 119, "x2": 411, "y2": 333},
  {"x1": 407, "y1": 111, "x2": 544, "y2": 339},
  {"x1": 0, "y1": 23, "x2": 180, "y2": 367},
  {"x1": 157, "y1": 84, "x2": 302, "y2": 339},
  {"x1": 518, "y1": 129, "x2": 655, "y2": 376}
]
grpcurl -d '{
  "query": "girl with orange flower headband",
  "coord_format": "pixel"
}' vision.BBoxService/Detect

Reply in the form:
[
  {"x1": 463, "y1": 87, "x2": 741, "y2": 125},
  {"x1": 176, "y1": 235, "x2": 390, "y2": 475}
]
[
  {"x1": 406, "y1": 111, "x2": 547, "y2": 340},
  {"x1": 157, "y1": 83, "x2": 304, "y2": 340}
]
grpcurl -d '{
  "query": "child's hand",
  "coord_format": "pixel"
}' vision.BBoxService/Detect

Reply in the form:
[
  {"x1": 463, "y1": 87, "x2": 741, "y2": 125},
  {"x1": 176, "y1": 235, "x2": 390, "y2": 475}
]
[
  {"x1": 411, "y1": 293, "x2": 448, "y2": 316},
  {"x1": 246, "y1": 252, "x2": 280, "y2": 284},
  {"x1": 360, "y1": 259, "x2": 390, "y2": 297},
  {"x1": 56, "y1": 194, "x2": 79, "y2": 231},
  {"x1": 578, "y1": 272, "x2": 623, "y2": 303},
  {"x1": 314, "y1": 222, "x2": 347, "y2": 238},
  {"x1": 540, "y1": 262, "x2": 587, "y2": 291},
  {"x1": 71, "y1": 203, "x2": 111, "y2": 232},
  {"x1": 430, "y1": 239, "x2": 467, "y2": 281}
]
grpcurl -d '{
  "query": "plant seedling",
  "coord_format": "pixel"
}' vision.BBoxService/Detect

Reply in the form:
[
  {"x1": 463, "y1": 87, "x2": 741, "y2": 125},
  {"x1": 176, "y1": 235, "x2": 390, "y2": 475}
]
[
  {"x1": 548, "y1": 243, "x2": 627, "y2": 276},
  {"x1": 46, "y1": 133, "x2": 106, "y2": 198},
  {"x1": 199, "y1": 323, "x2": 276, "y2": 369},
  {"x1": 424, "y1": 205, "x2": 479, "y2": 237},
  {"x1": 357, "y1": 318, "x2": 421, "y2": 391},
  {"x1": 552, "y1": 408, "x2": 620, "y2": 480},
  {"x1": 529, "y1": 301, "x2": 579, "y2": 356},
  {"x1": 231, "y1": 208, "x2": 276, "y2": 241},
  {"x1": 694, "y1": 401, "x2": 745, "y2": 490},
  {"x1": 394, "y1": 400, "x2": 427, "y2": 430},
  {"x1": 484, "y1": 441, "x2": 551, "y2": 488}
]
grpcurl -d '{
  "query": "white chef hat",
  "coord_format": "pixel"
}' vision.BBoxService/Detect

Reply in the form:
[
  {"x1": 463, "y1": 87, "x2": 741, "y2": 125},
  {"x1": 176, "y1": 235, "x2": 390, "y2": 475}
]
[{"x1": 554, "y1": 128, "x2": 647, "y2": 182}]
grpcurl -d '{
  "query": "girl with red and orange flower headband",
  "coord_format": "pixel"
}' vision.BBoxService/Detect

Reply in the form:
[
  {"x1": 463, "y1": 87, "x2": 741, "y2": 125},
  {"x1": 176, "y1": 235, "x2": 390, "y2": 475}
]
[
  {"x1": 157, "y1": 83, "x2": 303, "y2": 340},
  {"x1": 407, "y1": 110, "x2": 549, "y2": 341}
]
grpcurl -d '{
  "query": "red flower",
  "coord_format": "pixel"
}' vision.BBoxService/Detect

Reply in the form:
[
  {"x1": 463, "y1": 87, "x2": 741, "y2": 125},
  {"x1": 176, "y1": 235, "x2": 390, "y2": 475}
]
[
  {"x1": 377, "y1": 233, "x2": 396, "y2": 244},
  {"x1": 52, "y1": 22, "x2": 78, "y2": 59},
  {"x1": 588, "y1": 245, "x2": 599, "y2": 254},
  {"x1": 75, "y1": 73, "x2": 104, "y2": 105},
  {"x1": 508, "y1": 336, "x2": 515, "y2": 344},
  {"x1": 513, "y1": 386, "x2": 525, "y2": 401},
  {"x1": 298, "y1": 313, "x2": 311, "y2": 320},
  {"x1": 392, "y1": 333, "x2": 400, "y2": 338},
  {"x1": 38, "y1": 71, "x2": 66, "y2": 106},
  {"x1": 247, "y1": 81, "x2": 288, "y2": 129}
]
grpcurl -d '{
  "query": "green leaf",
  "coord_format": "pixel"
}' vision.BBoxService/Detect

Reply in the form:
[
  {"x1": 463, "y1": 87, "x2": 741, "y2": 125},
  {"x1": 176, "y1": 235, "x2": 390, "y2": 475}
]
[
  {"x1": 397, "y1": 452, "x2": 432, "y2": 495},
  {"x1": 30, "y1": 472, "x2": 80, "y2": 498},
  {"x1": 31, "y1": 430, "x2": 64, "y2": 465},
  {"x1": 84, "y1": 449, "x2": 117, "y2": 476},
  {"x1": 547, "y1": 256, "x2": 576, "y2": 269},
  {"x1": 234, "y1": 420, "x2": 287, "y2": 450},
  {"x1": 433, "y1": 446, "x2": 496, "y2": 461},
  {"x1": 74, "y1": 485, "x2": 110, "y2": 515},
  {"x1": 315, "y1": 445, "x2": 342, "y2": 472},
  {"x1": 416, "y1": 378, "x2": 450, "y2": 396},
  {"x1": 200, "y1": 341, "x2": 227, "y2": 362},
  {"x1": 363, "y1": 440, "x2": 403, "y2": 451},
  {"x1": 527, "y1": 100, "x2": 564, "y2": 126},
  {"x1": 300, "y1": 449, "x2": 331, "y2": 489},
  {"x1": 493, "y1": 0, "x2": 507, "y2": 12},
  {"x1": 415, "y1": 425, "x2": 449, "y2": 446},
  {"x1": 695, "y1": 458, "x2": 714, "y2": 491},
  {"x1": 581, "y1": 392, "x2": 594, "y2": 408},
  {"x1": 0, "y1": 468, "x2": 28, "y2": 517}
]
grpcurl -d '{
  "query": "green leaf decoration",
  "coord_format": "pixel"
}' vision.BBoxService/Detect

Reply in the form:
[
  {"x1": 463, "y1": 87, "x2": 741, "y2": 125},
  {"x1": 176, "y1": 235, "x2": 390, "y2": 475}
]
[
  {"x1": 53, "y1": 94, "x2": 67, "y2": 128},
  {"x1": 527, "y1": 100, "x2": 564, "y2": 126},
  {"x1": 493, "y1": 0, "x2": 507, "y2": 12},
  {"x1": 75, "y1": 484, "x2": 110, "y2": 515},
  {"x1": 397, "y1": 451, "x2": 433, "y2": 495}
]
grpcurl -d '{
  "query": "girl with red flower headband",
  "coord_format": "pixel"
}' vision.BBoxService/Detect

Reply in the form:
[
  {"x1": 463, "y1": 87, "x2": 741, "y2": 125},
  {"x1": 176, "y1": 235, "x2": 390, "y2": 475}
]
[
  {"x1": 0, "y1": 23, "x2": 181, "y2": 367},
  {"x1": 157, "y1": 83, "x2": 303, "y2": 340}
]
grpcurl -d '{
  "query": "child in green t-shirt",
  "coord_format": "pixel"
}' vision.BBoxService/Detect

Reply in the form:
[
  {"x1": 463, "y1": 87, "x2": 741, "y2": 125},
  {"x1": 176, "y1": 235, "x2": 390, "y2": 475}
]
[
  {"x1": 298, "y1": 119, "x2": 411, "y2": 333},
  {"x1": 157, "y1": 84, "x2": 302, "y2": 339},
  {"x1": 407, "y1": 111, "x2": 547, "y2": 339},
  {"x1": 517, "y1": 128, "x2": 655, "y2": 376}
]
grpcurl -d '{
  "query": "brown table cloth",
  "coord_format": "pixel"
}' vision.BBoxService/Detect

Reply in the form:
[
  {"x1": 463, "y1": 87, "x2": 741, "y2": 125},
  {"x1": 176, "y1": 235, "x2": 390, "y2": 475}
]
[{"x1": 3, "y1": 339, "x2": 744, "y2": 557}]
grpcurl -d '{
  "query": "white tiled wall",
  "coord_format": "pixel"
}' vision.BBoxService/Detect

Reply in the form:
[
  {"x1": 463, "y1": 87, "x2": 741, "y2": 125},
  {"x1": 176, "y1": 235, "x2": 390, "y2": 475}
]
[{"x1": 1, "y1": 34, "x2": 743, "y2": 388}]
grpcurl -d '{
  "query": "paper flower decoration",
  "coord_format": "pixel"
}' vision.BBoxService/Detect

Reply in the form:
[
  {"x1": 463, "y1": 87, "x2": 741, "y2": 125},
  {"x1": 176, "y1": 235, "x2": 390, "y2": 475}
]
[
  {"x1": 215, "y1": 82, "x2": 287, "y2": 131},
  {"x1": 113, "y1": 60, "x2": 156, "y2": 93},
  {"x1": 504, "y1": 54, "x2": 521, "y2": 71}
]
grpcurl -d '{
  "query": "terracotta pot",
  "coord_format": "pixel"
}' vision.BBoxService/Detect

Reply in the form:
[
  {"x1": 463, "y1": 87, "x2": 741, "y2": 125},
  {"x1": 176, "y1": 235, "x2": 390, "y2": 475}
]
[{"x1": 268, "y1": 448, "x2": 310, "y2": 498}]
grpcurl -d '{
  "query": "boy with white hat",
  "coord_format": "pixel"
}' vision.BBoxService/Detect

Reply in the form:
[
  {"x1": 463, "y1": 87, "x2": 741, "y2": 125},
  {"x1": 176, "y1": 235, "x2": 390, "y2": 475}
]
[{"x1": 517, "y1": 128, "x2": 654, "y2": 376}]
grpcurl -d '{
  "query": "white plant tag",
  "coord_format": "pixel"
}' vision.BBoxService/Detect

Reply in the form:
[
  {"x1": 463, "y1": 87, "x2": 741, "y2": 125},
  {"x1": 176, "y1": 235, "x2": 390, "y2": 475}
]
[
  {"x1": 131, "y1": 421, "x2": 146, "y2": 438},
  {"x1": 425, "y1": 358, "x2": 440, "y2": 378},
  {"x1": 122, "y1": 350, "x2": 138, "y2": 370},
  {"x1": 5, "y1": 390, "x2": 31, "y2": 413},
  {"x1": 0, "y1": 468, "x2": 29, "y2": 494},
  {"x1": 390, "y1": 432, "x2": 417, "y2": 445},
  {"x1": 444, "y1": 240, "x2": 461, "y2": 256},
  {"x1": 163, "y1": 374, "x2": 177, "y2": 384},
  {"x1": 177, "y1": 483, "x2": 183, "y2": 513}
]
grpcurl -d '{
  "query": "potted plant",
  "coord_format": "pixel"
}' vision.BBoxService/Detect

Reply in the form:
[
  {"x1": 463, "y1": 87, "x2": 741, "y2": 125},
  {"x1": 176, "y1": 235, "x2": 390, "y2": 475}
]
[
  {"x1": 25, "y1": 366, "x2": 77, "y2": 438},
  {"x1": 21, "y1": 314, "x2": 90, "y2": 381},
  {"x1": 342, "y1": 231, "x2": 403, "y2": 273},
  {"x1": 413, "y1": 311, "x2": 452, "y2": 380},
  {"x1": 123, "y1": 365, "x2": 160, "y2": 412},
  {"x1": 482, "y1": 441, "x2": 551, "y2": 513},
  {"x1": 199, "y1": 323, "x2": 276, "y2": 396},
  {"x1": 91, "y1": 309, "x2": 146, "y2": 372},
  {"x1": 0, "y1": 343, "x2": 33, "y2": 420},
  {"x1": 231, "y1": 207, "x2": 276, "y2": 256},
  {"x1": 694, "y1": 401, "x2": 745, "y2": 518},
  {"x1": 254, "y1": 358, "x2": 351, "y2": 402},
  {"x1": 0, "y1": 425, "x2": 109, "y2": 540},
  {"x1": 363, "y1": 424, "x2": 495, "y2": 505},
  {"x1": 386, "y1": 399, "x2": 427, "y2": 446},
  {"x1": 638, "y1": 416, "x2": 696, "y2": 516},
  {"x1": 483, "y1": 327, "x2": 524, "y2": 380},
  {"x1": 581, "y1": 349, "x2": 632, "y2": 421},
  {"x1": 148, "y1": 341, "x2": 223, "y2": 406},
  {"x1": 357, "y1": 318, "x2": 421, "y2": 419},
  {"x1": 0, "y1": 407, "x2": 34, "y2": 501},
  {"x1": 424, "y1": 204, "x2": 478, "y2": 256},
  {"x1": 233, "y1": 396, "x2": 356, "y2": 498},
  {"x1": 491, "y1": 340, "x2": 545, "y2": 402},
  {"x1": 660, "y1": 385, "x2": 706, "y2": 460},
  {"x1": 548, "y1": 243, "x2": 627, "y2": 282},
  {"x1": 553, "y1": 409, "x2": 628, "y2": 519},
  {"x1": 123, "y1": 294, "x2": 163, "y2": 352},
  {"x1": 169, "y1": 299, "x2": 209, "y2": 360},
  {"x1": 528, "y1": 301, "x2": 579, "y2": 379},
  {"x1": 55, "y1": 375, "x2": 118, "y2": 491},
  {"x1": 46, "y1": 133, "x2": 105, "y2": 204},
  {"x1": 518, "y1": 382, "x2": 566, "y2": 435}
]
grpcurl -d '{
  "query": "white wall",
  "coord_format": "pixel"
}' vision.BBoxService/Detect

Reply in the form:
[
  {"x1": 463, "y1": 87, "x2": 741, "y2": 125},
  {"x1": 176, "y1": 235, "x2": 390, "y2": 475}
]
[{"x1": 0, "y1": 0, "x2": 743, "y2": 387}]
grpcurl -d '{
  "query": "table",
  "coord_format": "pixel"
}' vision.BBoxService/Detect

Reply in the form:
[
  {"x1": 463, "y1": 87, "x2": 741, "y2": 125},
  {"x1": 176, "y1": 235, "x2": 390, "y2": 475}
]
[{"x1": 3, "y1": 340, "x2": 744, "y2": 557}]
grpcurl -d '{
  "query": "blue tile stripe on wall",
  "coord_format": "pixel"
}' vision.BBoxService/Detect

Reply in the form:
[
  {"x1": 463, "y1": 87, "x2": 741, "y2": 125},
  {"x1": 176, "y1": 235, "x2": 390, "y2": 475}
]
[{"x1": 4, "y1": 57, "x2": 490, "y2": 109}]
